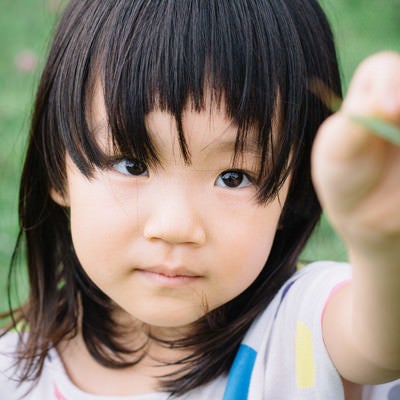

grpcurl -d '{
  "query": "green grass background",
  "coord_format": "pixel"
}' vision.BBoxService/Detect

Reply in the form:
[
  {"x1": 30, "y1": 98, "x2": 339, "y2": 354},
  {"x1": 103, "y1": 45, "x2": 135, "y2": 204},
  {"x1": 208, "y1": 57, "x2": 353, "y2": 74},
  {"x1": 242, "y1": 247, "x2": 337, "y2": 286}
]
[{"x1": 0, "y1": 0, "x2": 400, "y2": 313}]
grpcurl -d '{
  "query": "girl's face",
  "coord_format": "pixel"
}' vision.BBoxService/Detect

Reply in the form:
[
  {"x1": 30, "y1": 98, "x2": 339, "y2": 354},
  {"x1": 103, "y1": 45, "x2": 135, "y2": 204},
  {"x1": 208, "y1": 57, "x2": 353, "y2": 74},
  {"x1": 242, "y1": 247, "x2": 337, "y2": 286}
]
[{"x1": 53, "y1": 91, "x2": 288, "y2": 329}]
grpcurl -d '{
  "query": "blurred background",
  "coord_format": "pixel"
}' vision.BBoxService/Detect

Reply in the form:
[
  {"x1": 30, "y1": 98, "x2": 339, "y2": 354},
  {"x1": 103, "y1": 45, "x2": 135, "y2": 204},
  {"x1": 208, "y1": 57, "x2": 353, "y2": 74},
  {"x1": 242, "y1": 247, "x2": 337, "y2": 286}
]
[{"x1": 0, "y1": 0, "x2": 399, "y2": 312}]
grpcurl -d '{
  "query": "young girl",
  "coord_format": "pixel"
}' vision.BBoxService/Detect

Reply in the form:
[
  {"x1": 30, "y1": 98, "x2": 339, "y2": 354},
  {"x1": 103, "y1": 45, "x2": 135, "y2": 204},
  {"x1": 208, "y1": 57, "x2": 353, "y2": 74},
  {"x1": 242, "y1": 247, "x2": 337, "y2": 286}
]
[{"x1": 1, "y1": 0, "x2": 400, "y2": 399}]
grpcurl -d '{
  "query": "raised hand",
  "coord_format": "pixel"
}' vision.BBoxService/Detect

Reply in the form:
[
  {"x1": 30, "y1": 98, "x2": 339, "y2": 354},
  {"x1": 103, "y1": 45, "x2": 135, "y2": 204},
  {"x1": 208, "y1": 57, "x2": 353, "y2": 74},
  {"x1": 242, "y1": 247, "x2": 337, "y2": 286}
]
[
  {"x1": 313, "y1": 52, "x2": 400, "y2": 384},
  {"x1": 312, "y1": 52, "x2": 400, "y2": 264}
]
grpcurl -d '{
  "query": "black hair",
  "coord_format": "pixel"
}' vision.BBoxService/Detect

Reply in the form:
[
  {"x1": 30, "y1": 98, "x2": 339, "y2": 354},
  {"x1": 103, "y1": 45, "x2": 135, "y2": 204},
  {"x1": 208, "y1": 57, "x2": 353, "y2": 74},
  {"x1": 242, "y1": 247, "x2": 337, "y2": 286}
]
[{"x1": 1, "y1": 0, "x2": 342, "y2": 396}]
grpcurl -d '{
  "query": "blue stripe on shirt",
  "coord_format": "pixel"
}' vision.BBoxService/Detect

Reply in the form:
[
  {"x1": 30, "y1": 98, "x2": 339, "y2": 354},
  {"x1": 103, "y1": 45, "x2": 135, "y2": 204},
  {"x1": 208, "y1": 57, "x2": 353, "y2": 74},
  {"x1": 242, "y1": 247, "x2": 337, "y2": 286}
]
[{"x1": 222, "y1": 344, "x2": 257, "y2": 400}]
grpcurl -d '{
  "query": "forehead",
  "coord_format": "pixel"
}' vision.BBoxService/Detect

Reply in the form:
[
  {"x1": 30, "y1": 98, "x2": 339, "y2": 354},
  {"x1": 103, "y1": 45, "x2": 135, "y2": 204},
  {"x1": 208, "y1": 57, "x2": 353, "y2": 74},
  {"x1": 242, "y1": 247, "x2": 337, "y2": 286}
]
[{"x1": 90, "y1": 83, "x2": 261, "y2": 157}]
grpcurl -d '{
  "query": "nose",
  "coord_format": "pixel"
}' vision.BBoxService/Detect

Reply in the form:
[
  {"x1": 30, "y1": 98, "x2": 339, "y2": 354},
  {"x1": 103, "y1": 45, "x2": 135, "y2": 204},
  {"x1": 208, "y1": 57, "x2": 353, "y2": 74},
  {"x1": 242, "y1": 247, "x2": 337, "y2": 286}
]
[{"x1": 143, "y1": 183, "x2": 206, "y2": 246}]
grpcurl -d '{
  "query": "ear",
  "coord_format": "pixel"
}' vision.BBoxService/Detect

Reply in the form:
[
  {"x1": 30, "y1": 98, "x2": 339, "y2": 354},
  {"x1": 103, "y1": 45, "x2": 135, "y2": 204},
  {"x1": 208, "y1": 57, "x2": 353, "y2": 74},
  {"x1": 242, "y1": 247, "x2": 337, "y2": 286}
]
[{"x1": 50, "y1": 187, "x2": 70, "y2": 207}]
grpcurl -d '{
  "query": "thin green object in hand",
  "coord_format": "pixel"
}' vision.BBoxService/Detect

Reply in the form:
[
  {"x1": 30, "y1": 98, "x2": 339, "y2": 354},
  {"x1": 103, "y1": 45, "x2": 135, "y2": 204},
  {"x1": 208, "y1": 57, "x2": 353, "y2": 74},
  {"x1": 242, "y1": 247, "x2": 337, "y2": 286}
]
[
  {"x1": 308, "y1": 77, "x2": 400, "y2": 145},
  {"x1": 351, "y1": 116, "x2": 400, "y2": 145}
]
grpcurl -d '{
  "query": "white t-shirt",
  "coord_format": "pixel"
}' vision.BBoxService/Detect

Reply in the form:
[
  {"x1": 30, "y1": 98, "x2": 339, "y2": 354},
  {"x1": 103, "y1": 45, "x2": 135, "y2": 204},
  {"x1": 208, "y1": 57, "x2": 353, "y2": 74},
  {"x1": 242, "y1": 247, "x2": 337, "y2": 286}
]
[{"x1": 1, "y1": 262, "x2": 399, "y2": 399}]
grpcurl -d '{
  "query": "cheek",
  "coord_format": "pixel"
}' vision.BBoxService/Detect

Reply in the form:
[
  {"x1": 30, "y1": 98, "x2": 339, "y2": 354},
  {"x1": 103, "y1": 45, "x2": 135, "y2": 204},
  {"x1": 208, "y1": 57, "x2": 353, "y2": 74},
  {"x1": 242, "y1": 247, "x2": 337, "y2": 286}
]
[
  {"x1": 226, "y1": 226, "x2": 275, "y2": 280},
  {"x1": 68, "y1": 188, "x2": 138, "y2": 277},
  {"x1": 208, "y1": 206, "x2": 280, "y2": 308},
  {"x1": 69, "y1": 208, "x2": 110, "y2": 278}
]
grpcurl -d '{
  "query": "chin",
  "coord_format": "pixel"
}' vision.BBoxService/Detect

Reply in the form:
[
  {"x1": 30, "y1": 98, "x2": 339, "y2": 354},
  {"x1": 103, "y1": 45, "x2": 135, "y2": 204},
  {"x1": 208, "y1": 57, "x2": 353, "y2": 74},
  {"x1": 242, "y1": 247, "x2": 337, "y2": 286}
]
[{"x1": 130, "y1": 307, "x2": 207, "y2": 331}]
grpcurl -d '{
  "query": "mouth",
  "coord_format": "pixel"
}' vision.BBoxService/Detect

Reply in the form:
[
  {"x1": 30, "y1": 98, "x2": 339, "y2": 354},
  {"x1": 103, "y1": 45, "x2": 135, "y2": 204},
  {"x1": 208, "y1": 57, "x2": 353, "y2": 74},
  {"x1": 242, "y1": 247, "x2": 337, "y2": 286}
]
[{"x1": 135, "y1": 266, "x2": 202, "y2": 286}]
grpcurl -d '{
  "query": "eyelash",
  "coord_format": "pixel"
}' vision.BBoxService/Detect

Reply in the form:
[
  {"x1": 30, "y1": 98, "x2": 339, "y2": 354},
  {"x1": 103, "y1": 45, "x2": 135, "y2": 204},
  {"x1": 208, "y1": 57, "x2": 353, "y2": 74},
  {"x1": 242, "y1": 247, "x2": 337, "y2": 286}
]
[
  {"x1": 111, "y1": 158, "x2": 149, "y2": 176},
  {"x1": 215, "y1": 170, "x2": 254, "y2": 189},
  {"x1": 110, "y1": 159, "x2": 255, "y2": 189}
]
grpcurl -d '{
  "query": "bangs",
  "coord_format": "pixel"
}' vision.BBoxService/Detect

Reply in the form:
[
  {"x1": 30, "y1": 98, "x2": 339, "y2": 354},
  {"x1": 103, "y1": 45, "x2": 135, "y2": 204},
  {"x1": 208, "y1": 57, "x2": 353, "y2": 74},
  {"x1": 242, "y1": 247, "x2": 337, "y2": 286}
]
[{"x1": 43, "y1": 0, "x2": 339, "y2": 201}]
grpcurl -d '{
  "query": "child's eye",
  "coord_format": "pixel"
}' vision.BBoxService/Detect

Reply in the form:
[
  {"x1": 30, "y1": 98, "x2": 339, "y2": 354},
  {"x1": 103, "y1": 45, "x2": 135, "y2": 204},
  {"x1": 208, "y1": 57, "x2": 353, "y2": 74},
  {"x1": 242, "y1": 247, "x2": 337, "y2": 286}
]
[
  {"x1": 112, "y1": 159, "x2": 149, "y2": 176},
  {"x1": 215, "y1": 170, "x2": 253, "y2": 189}
]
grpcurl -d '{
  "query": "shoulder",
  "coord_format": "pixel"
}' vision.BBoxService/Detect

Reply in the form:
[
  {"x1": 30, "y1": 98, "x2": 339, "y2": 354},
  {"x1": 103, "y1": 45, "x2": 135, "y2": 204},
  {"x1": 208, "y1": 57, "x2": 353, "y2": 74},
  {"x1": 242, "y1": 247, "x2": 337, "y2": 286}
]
[
  {"x1": 241, "y1": 261, "x2": 352, "y2": 399},
  {"x1": 0, "y1": 329, "x2": 20, "y2": 347},
  {"x1": 246, "y1": 260, "x2": 352, "y2": 338},
  {"x1": 293, "y1": 260, "x2": 352, "y2": 289},
  {"x1": 0, "y1": 330, "x2": 20, "y2": 369},
  {"x1": 283, "y1": 261, "x2": 352, "y2": 311},
  {"x1": 0, "y1": 331, "x2": 66, "y2": 400},
  {"x1": 0, "y1": 331, "x2": 21, "y2": 397},
  {"x1": 264, "y1": 261, "x2": 352, "y2": 321},
  {"x1": 270, "y1": 261, "x2": 352, "y2": 337}
]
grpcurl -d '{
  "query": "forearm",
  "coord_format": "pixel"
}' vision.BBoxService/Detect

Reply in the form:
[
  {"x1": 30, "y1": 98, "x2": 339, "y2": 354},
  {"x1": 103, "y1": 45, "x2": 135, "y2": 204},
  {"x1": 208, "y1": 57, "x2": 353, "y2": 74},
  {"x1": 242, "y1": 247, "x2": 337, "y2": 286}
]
[{"x1": 349, "y1": 246, "x2": 400, "y2": 371}]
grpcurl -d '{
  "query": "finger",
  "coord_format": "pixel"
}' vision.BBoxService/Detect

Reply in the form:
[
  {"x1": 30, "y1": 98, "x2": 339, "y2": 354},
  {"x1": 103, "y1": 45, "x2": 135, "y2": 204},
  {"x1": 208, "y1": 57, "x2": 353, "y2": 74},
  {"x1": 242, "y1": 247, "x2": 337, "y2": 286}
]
[
  {"x1": 342, "y1": 51, "x2": 400, "y2": 125},
  {"x1": 312, "y1": 113, "x2": 386, "y2": 210},
  {"x1": 312, "y1": 52, "x2": 400, "y2": 188}
]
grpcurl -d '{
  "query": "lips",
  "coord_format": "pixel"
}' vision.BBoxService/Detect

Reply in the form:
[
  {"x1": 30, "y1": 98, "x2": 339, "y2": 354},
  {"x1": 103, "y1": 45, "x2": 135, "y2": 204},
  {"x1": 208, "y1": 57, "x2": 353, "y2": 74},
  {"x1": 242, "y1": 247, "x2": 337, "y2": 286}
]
[
  {"x1": 134, "y1": 265, "x2": 202, "y2": 287},
  {"x1": 138, "y1": 265, "x2": 201, "y2": 278}
]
